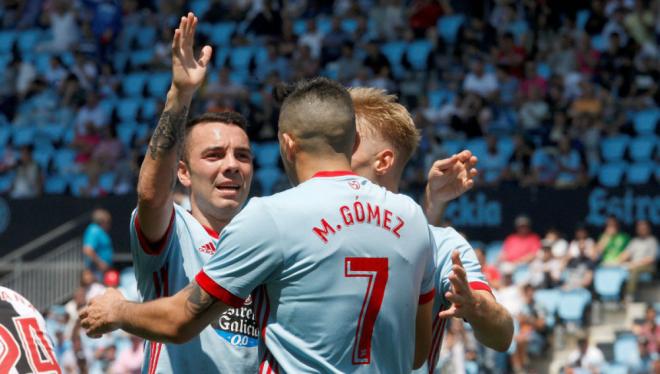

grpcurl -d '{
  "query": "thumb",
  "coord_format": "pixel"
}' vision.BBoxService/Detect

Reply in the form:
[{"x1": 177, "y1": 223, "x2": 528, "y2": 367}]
[{"x1": 198, "y1": 45, "x2": 213, "y2": 67}]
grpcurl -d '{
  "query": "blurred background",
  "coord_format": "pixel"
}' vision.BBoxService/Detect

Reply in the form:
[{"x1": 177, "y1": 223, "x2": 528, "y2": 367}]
[{"x1": 0, "y1": 0, "x2": 658, "y2": 373}]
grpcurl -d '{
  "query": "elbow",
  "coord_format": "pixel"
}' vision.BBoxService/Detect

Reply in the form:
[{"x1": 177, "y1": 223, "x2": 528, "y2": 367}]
[
  {"x1": 493, "y1": 316, "x2": 515, "y2": 352},
  {"x1": 166, "y1": 319, "x2": 197, "y2": 345},
  {"x1": 412, "y1": 357, "x2": 427, "y2": 370}
]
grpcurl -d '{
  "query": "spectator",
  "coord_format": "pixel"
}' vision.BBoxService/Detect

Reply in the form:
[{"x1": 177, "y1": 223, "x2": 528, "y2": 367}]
[
  {"x1": 463, "y1": 59, "x2": 499, "y2": 99},
  {"x1": 584, "y1": 0, "x2": 608, "y2": 36},
  {"x1": 636, "y1": 337, "x2": 658, "y2": 374},
  {"x1": 530, "y1": 146, "x2": 558, "y2": 186},
  {"x1": 79, "y1": 268, "x2": 105, "y2": 303},
  {"x1": 602, "y1": 7, "x2": 629, "y2": 45},
  {"x1": 36, "y1": 0, "x2": 79, "y2": 53},
  {"x1": 595, "y1": 216, "x2": 631, "y2": 264},
  {"x1": 504, "y1": 134, "x2": 533, "y2": 185},
  {"x1": 480, "y1": 135, "x2": 507, "y2": 185},
  {"x1": 494, "y1": 32, "x2": 526, "y2": 78},
  {"x1": 541, "y1": 228, "x2": 569, "y2": 258},
  {"x1": 9, "y1": 145, "x2": 43, "y2": 199},
  {"x1": 82, "y1": 208, "x2": 114, "y2": 275},
  {"x1": 111, "y1": 335, "x2": 143, "y2": 374},
  {"x1": 633, "y1": 305, "x2": 660, "y2": 354},
  {"x1": 512, "y1": 284, "x2": 547, "y2": 372},
  {"x1": 335, "y1": 42, "x2": 362, "y2": 83},
  {"x1": 321, "y1": 17, "x2": 350, "y2": 63},
  {"x1": 568, "y1": 226, "x2": 597, "y2": 260},
  {"x1": 245, "y1": 0, "x2": 283, "y2": 37},
  {"x1": 563, "y1": 240, "x2": 597, "y2": 291},
  {"x1": 528, "y1": 243, "x2": 563, "y2": 289},
  {"x1": 255, "y1": 44, "x2": 290, "y2": 82},
  {"x1": 74, "y1": 93, "x2": 109, "y2": 136},
  {"x1": 91, "y1": 125, "x2": 124, "y2": 172},
  {"x1": 519, "y1": 86, "x2": 550, "y2": 133},
  {"x1": 555, "y1": 137, "x2": 584, "y2": 188},
  {"x1": 362, "y1": 41, "x2": 391, "y2": 77},
  {"x1": 298, "y1": 19, "x2": 323, "y2": 59},
  {"x1": 408, "y1": 0, "x2": 448, "y2": 37},
  {"x1": 496, "y1": 263, "x2": 524, "y2": 319},
  {"x1": 614, "y1": 220, "x2": 658, "y2": 298},
  {"x1": 565, "y1": 334, "x2": 605, "y2": 373},
  {"x1": 203, "y1": 68, "x2": 249, "y2": 112},
  {"x1": 72, "y1": 123, "x2": 101, "y2": 168},
  {"x1": 500, "y1": 215, "x2": 542, "y2": 265},
  {"x1": 43, "y1": 57, "x2": 68, "y2": 88},
  {"x1": 475, "y1": 247, "x2": 501, "y2": 290}
]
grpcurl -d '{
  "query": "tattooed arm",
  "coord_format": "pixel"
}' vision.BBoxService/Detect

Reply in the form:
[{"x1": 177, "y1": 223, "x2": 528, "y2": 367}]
[
  {"x1": 137, "y1": 12, "x2": 212, "y2": 242},
  {"x1": 80, "y1": 281, "x2": 228, "y2": 344}
]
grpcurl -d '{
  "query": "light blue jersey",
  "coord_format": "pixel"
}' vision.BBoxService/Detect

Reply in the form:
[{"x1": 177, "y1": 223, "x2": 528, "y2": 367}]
[
  {"x1": 424, "y1": 226, "x2": 491, "y2": 374},
  {"x1": 130, "y1": 204, "x2": 258, "y2": 374},
  {"x1": 196, "y1": 171, "x2": 436, "y2": 374}
]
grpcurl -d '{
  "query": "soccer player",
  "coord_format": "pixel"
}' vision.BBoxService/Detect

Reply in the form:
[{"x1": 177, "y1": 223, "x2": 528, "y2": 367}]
[
  {"x1": 82, "y1": 77, "x2": 437, "y2": 372},
  {"x1": 0, "y1": 286, "x2": 61, "y2": 373},
  {"x1": 128, "y1": 13, "x2": 257, "y2": 373},
  {"x1": 347, "y1": 87, "x2": 514, "y2": 373}
]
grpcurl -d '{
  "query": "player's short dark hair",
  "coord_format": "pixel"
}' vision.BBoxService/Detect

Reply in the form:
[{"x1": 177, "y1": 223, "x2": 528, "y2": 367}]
[
  {"x1": 182, "y1": 111, "x2": 249, "y2": 162},
  {"x1": 277, "y1": 77, "x2": 355, "y2": 156}
]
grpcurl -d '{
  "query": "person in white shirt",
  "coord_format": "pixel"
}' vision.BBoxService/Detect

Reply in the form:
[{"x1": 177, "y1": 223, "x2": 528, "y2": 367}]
[
  {"x1": 566, "y1": 334, "x2": 605, "y2": 373},
  {"x1": 613, "y1": 220, "x2": 658, "y2": 298},
  {"x1": 463, "y1": 59, "x2": 499, "y2": 99}
]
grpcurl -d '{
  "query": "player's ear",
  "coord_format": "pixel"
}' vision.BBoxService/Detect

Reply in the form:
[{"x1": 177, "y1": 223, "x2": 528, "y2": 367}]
[
  {"x1": 178, "y1": 160, "x2": 192, "y2": 188},
  {"x1": 280, "y1": 132, "x2": 297, "y2": 162},
  {"x1": 374, "y1": 149, "x2": 395, "y2": 176}
]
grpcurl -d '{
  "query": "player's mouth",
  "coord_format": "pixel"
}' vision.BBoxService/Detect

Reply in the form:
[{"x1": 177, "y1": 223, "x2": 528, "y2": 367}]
[{"x1": 215, "y1": 182, "x2": 241, "y2": 196}]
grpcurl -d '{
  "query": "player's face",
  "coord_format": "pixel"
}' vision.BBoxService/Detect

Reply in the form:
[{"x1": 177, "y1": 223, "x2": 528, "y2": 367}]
[
  {"x1": 350, "y1": 131, "x2": 380, "y2": 182},
  {"x1": 181, "y1": 122, "x2": 253, "y2": 220}
]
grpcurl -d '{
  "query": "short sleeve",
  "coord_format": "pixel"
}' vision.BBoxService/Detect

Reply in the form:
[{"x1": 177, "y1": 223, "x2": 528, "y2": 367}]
[
  {"x1": 83, "y1": 226, "x2": 98, "y2": 249},
  {"x1": 196, "y1": 198, "x2": 283, "y2": 307},
  {"x1": 129, "y1": 207, "x2": 176, "y2": 272},
  {"x1": 419, "y1": 227, "x2": 436, "y2": 304}
]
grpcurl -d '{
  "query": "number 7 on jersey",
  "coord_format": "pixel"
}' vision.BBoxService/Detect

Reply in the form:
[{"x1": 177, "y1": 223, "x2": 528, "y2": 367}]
[{"x1": 344, "y1": 257, "x2": 389, "y2": 365}]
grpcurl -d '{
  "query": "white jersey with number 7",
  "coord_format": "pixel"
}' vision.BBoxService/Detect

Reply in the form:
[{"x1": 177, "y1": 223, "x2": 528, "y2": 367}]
[{"x1": 196, "y1": 171, "x2": 436, "y2": 374}]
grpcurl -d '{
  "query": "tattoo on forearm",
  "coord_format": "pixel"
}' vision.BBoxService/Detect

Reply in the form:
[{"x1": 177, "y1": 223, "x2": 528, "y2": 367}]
[
  {"x1": 184, "y1": 282, "x2": 217, "y2": 317},
  {"x1": 149, "y1": 106, "x2": 189, "y2": 161}
]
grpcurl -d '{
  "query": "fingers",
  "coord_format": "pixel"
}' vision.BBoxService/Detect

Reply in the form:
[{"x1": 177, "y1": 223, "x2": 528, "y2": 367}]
[
  {"x1": 198, "y1": 45, "x2": 213, "y2": 66},
  {"x1": 445, "y1": 291, "x2": 462, "y2": 308},
  {"x1": 431, "y1": 155, "x2": 459, "y2": 173},
  {"x1": 451, "y1": 250, "x2": 464, "y2": 267},
  {"x1": 187, "y1": 13, "x2": 197, "y2": 40},
  {"x1": 438, "y1": 306, "x2": 457, "y2": 319},
  {"x1": 172, "y1": 28, "x2": 181, "y2": 51},
  {"x1": 454, "y1": 150, "x2": 473, "y2": 162}
]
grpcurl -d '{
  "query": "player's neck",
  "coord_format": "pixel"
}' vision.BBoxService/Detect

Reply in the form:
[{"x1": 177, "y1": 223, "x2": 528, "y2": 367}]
[
  {"x1": 293, "y1": 152, "x2": 353, "y2": 184},
  {"x1": 189, "y1": 204, "x2": 231, "y2": 235}
]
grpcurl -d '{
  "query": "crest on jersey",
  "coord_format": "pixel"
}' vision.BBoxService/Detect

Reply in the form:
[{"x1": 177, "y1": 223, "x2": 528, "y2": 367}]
[{"x1": 348, "y1": 180, "x2": 360, "y2": 190}]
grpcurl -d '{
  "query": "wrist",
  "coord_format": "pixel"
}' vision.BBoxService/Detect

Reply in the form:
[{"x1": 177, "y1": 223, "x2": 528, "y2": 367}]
[
  {"x1": 167, "y1": 86, "x2": 195, "y2": 103},
  {"x1": 463, "y1": 292, "x2": 485, "y2": 323},
  {"x1": 112, "y1": 300, "x2": 128, "y2": 330}
]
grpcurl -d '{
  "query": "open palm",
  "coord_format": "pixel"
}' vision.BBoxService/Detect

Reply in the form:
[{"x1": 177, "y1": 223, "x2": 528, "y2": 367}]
[{"x1": 171, "y1": 12, "x2": 212, "y2": 93}]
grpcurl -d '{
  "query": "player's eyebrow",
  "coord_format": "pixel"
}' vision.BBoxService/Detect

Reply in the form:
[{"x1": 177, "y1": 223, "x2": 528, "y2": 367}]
[{"x1": 201, "y1": 145, "x2": 253, "y2": 156}]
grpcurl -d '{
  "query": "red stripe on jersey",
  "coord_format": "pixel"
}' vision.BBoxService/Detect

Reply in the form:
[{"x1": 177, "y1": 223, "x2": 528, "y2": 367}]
[
  {"x1": 312, "y1": 170, "x2": 358, "y2": 178},
  {"x1": 469, "y1": 281, "x2": 493, "y2": 294},
  {"x1": 134, "y1": 209, "x2": 175, "y2": 255},
  {"x1": 194, "y1": 271, "x2": 245, "y2": 308},
  {"x1": 261, "y1": 288, "x2": 271, "y2": 342},
  {"x1": 202, "y1": 225, "x2": 219, "y2": 239},
  {"x1": 419, "y1": 288, "x2": 435, "y2": 304}
]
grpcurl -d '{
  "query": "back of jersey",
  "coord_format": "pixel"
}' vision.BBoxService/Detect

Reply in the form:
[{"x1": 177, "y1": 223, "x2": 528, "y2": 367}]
[
  {"x1": 198, "y1": 172, "x2": 435, "y2": 374},
  {"x1": 0, "y1": 287, "x2": 61, "y2": 373}
]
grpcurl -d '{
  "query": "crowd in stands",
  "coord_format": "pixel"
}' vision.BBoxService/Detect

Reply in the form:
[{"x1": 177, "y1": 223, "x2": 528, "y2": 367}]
[{"x1": 0, "y1": 0, "x2": 658, "y2": 373}]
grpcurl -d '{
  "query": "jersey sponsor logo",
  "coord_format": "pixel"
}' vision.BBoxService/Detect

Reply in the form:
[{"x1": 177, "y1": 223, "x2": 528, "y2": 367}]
[
  {"x1": 312, "y1": 202, "x2": 406, "y2": 243},
  {"x1": 211, "y1": 295, "x2": 259, "y2": 347},
  {"x1": 198, "y1": 242, "x2": 216, "y2": 255}
]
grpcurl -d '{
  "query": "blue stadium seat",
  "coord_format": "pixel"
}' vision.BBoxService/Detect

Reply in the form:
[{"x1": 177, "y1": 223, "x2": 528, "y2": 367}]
[
  {"x1": 229, "y1": 46, "x2": 254, "y2": 71},
  {"x1": 112, "y1": 51, "x2": 130, "y2": 73},
  {"x1": 17, "y1": 29, "x2": 42, "y2": 53},
  {"x1": 0, "y1": 31, "x2": 16, "y2": 54},
  {"x1": 69, "y1": 173, "x2": 89, "y2": 197},
  {"x1": 602, "y1": 363, "x2": 628, "y2": 374},
  {"x1": 253, "y1": 46, "x2": 269, "y2": 67},
  {"x1": 465, "y1": 138, "x2": 487, "y2": 160},
  {"x1": 627, "y1": 162, "x2": 654, "y2": 185},
  {"x1": 437, "y1": 15, "x2": 465, "y2": 44},
  {"x1": 12, "y1": 127, "x2": 36, "y2": 147},
  {"x1": 253, "y1": 141, "x2": 281, "y2": 168},
  {"x1": 507, "y1": 20, "x2": 528, "y2": 43},
  {"x1": 441, "y1": 139, "x2": 464, "y2": 157},
  {"x1": 37, "y1": 124, "x2": 66, "y2": 143},
  {"x1": 190, "y1": 0, "x2": 211, "y2": 17},
  {"x1": 99, "y1": 172, "x2": 116, "y2": 192},
  {"x1": 485, "y1": 241, "x2": 503, "y2": 264},
  {"x1": 44, "y1": 174, "x2": 67, "y2": 194},
  {"x1": 99, "y1": 99, "x2": 116, "y2": 119},
  {"x1": 341, "y1": 19, "x2": 358, "y2": 34},
  {"x1": 465, "y1": 361, "x2": 479, "y2": 374},
  {"x1": 0, "y1": 172, "x2": 15, "y2": 193},
  {"x1": 122, "y1": 73, "x2": 147, "y2": 97},
  {"x1": 317, "y1": 18, "x2": 332, "y2": 35},
  {"x1": 498, "y1": 137, "x2": 515, "y2": 160},
  {"x1": 614, "y1": 333, "x2": 640, "y2": 368},
  {"x1": 591, "y1": 34, "x2": 606, "y2": 51},
  {"x1": 134, "y1": 123, "x2": 150, "y2": 142},
  {"x1": 536, "y1": 63, "x2": 552, "y2": 79},
  {"x1": 576, "y1": 10, "x2": 591, "y2": 30},
  {"x1": 533, "y1": 289, "x2": 560, "y2": 327},
  {"x1": 428, "y1": 89, "x2": 453, "y2": 108},
  {"x1": 32, "y1": 147, "x2": 53, "y2": 170},
  {"x1": 34, "y1": 53, "x2": 52, "y2": 75},
  {"x1": 117, "y1": 123, "x2": 136, "y2": 147},
  {"x1": 0, "y1": 53, "x2": 12, "y2": 70},
  {"x1": 381, "y1": 41, "x2": 407, "y2": 69},
  {"x1": 129, "y1": 49, "x2": 154, "y2": 67},
  {"x1": 557, "y1": 288, "x2": 592, "y2": 324},
  {"x1": 598, "y1": 163, "x2": 625, "y2": 187},
  {"x1": 600, "y1": 135, "x2": 629, "y2": 162},
  {"x1": 406, "y1": 40, "x2": 433, "y2": 70},
  {"x1": 141, "y1": 98, "x2": 158, "y2": 121},
  {"x1": 213, "y1": 47, "x2": 230, "y2": 68},
  {"x1": 594, "y1": 266, "x2": 628, "y2": 301},
  {"x1": 293, "y1": 19, "x2": 307, "y2": 36},
  {"x1": 147, "y1": 71, "x2": 171, "y2": 98},
  {"x1": 209, "y1": 22, "x2": 236, "y2": 45},
  {"x1": 117, "y1": 99, "x2": 142, "y2": 122},
  {"x1": 0, "y1": 126, "x2": 10, "y2": 147},
  {"x1": 135, "y1": 26, "x2": 157, "y2": 48},
  {"x1": 629, "y1": 136, "x2": 657, "y2": 162},
  {"x1": 633, "y1": 108, "x2": 659, "y2": 135},
  {"x1": 255, "y1": 167, "x2": 282, "y2": 196},
  {"x1": 53, "y1": 149, "x2": 76, "y2": 172},
  {"x1": 512, "y1": 264, "x2": 530, "y2": 285}
]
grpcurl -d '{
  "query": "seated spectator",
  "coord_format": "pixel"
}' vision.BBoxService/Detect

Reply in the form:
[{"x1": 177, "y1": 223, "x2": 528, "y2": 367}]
[
  {"x1": 74, "y1": 93, "x2": 109, "y2": 136},
  {"x1": 111, "y1": 335, "x2": 143, "y2": 374},
  {"x1": 494, "y1": 32, "x2": 526, "y2": 78},
  {"x1": 463, "y1": 59, "x2": 499, "y2": 99},
  {"x1": 203, "y1": 67, "x2": 249, "y2": 111},
  {"x1": 9, "y1": 145, "x2": 43, "y2": 199},
  {"x1": 91, "y1": 125, "x2": 124, "y2": 172},
  {"x1": 569, "y1": 81, "x2": 603, "y2": 119},
  {"x1": 584, "y1": 0, "x2": 608, "y2": 36},
  {"x1": 633, "y1": 305, "x2": 660, "y2": 354},
  {"x1": 36, "y1": 0, "x2": 79, "y2": 53},
  {"x1": 555, "y1": 137, "x2": 584, "y2": 188},
  {"x1": 408, "y1": 0, "x2": 448, "y2": 37},
  {"x1": 518, "y1": 86, "x2": 549, "y2": 133},
  {"x1": 565, "y1": 334, "x2": 605, "y2": 373},
  {"x1": 336, "y1": 42, "x2": 362, "y2": 84},
  {"x1": 528, "y1": 243, "x2": 562, "y2": 289},
  {"x1": 595, "y1": 216, "x2": 631, "y2": 264},
  {"x1": 563, "y1": 241, "x2": 597, "y2": 291},
  {"x1": 72, "y1": 123, "x2": 101, "y2": 167},
  {"x1": 496, "y1": 263, "x2": 524, "y2": 317},
  {"x1": 82, "y1": 209, "x2": 114, "y2": 275},
  {"x1": 79, "y1": 268, "x2": 105, "y2": 302},
  {"x1": 613, "y1": 220, "x2": 658, "y2": 298},
  {"x1": 520, "y1": 62, "x2": 547, "y2": 98},
  {"x1": 530, "y1": 146, "x2": 558, "y2": 186},
  {"x1": 475, "y1": 247, "x2": 501, "y2": 289},
  {"x1": 503, "y1": 134, "x2": 533, "y2": 185},
  {"x1": 500, "y1": 215, "x2": 542, "y2": 265},
  {"x1": 512, "y1": 284, "x2": 547, "y2": 372},
  {"x1": 298, "y1": 19, "x2": 323, "y2": 60},
  {"x1": 44, "y1": 56, "x2": 68, "y2": 88},
  {"x1": 480, "y1": 135, "x2": 507, "y2": 185},
  {"x1": 255, "y1": 44, "x2": 290, "y2": 82},
  {"x1": 542, "y1": 228, "x2": 569, "y2": 258},
  {"x1": 321, "y1": 17, "x2": 349, "y2": 63},
  {"x1": 568, "y1": 226, "x2": 597, "y2": 260}
]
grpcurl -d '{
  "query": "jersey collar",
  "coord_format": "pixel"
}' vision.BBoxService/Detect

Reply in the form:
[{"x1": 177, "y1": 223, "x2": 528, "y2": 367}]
[
  {"x1": 312, "y1": 170, "x2": 358, "y2": 178},
  {"x1": 202, "y1": 225, "x2": 219, "y2": 239}
]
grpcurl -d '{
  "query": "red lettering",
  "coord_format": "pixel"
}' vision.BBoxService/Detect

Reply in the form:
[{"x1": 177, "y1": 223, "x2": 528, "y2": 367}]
[
  {"x1": 353, "y1": 202, "x2": 365, "y2": 222},
  {"x1": 313, "y1": 219, "x2": 336, "y2": 243},
  {"x1": 340, "y1": 206, "x2": 354, "y2": 225},
  {"x1": 392, "y1": 217, "x2": 405, "y2": 238},
  {"x1": 383, "y1": 210, "x2": 393, "y2": 230},
  {"x1": 367, "y1": 203, "x2": 381, "y2": 226}
]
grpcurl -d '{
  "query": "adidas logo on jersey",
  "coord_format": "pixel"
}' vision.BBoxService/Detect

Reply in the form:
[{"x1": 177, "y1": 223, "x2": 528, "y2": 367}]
[{"x1": 198, "y1": 242, "x2": 216, "y2": 254}]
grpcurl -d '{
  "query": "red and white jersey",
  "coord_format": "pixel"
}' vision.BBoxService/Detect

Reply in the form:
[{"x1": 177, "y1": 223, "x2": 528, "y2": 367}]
[{"x1": 0, "y1": 286, "x2": 61, "y2": 373}]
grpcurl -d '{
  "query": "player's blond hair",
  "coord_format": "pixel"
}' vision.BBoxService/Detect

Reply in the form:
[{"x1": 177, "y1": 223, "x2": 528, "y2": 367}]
[{"x1": 349, "y1": 87, "x2": 420, "y2": 166}]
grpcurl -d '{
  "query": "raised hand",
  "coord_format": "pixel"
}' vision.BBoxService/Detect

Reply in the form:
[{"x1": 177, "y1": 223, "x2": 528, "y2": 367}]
[
  {"x1": 79, "y1": 288, "x2": 126, "y2": 338},
  {"x1": 438, "y1": 251, "x2": 477, "y2": 320},
  {"x1": 425, "y1": 150, "x2": 478, "y2": 205},
  {"x1": 171, "y1": 12, "x2": 213, "y2": 94}
]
